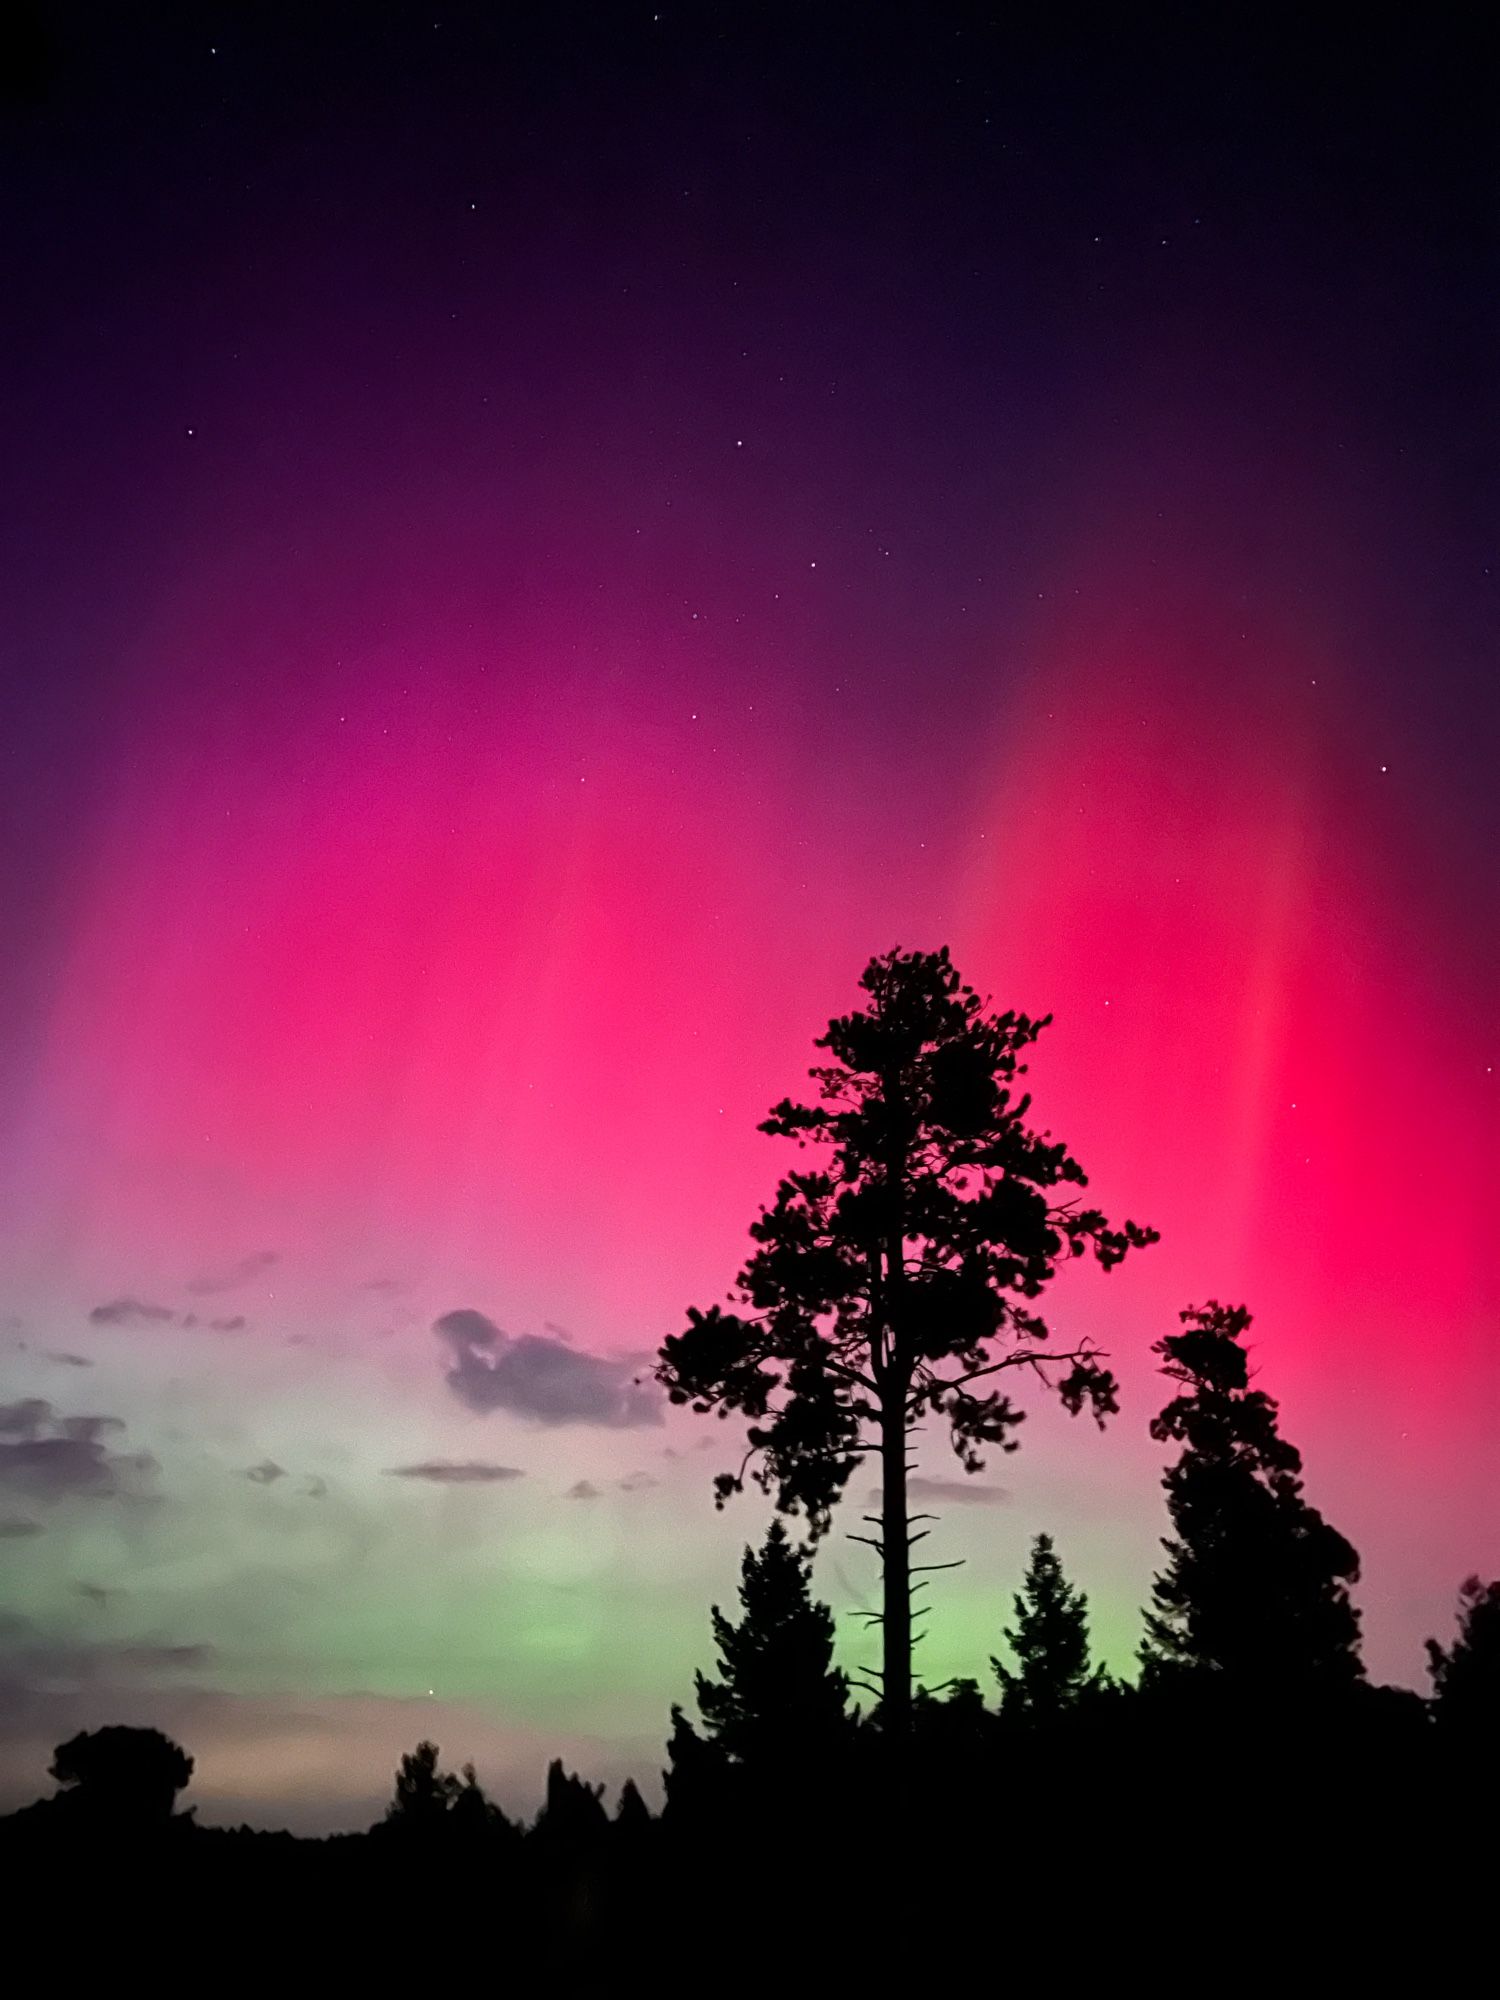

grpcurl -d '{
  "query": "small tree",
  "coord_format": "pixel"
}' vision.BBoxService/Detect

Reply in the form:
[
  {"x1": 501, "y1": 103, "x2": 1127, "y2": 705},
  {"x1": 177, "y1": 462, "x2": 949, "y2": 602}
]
[
  {"x1": 384, "y1": 1740, "x2": 459, "y2": 1828},
  {"x1": 1142, "y1": 1303, "x2": 1364, "y2": 1690},
  {"x1": 614, "y1": 1776, "x2": 652, "y2": 1829},
  {"x1": 658, "y1": 946, "x2": 1154, "y2": 1732},
  {"x1": 451, "y1": 1761, "x2": 519, "y2": 1843},
  {"x1": 50, "y1": 1726, "x2": 193, "y2": 1820},
  {"x1": 683, "y1": 1518, "x2": 850, "y2": 1770},
  {"x1": 993, "y1": 1532, "x2": 1102, "y2": 1720},
  {"x1": 1427, "y1": 1575, "x2": 1500, "y2": 1738},
  {"x1": 533, "y1": 1759, "x2": 609, "y2": 1843}
]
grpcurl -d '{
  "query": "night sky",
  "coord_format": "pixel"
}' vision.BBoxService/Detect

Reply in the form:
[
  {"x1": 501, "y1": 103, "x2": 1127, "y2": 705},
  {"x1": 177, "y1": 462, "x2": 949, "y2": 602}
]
[{"x1": 1, "y1": 4, "x2": 1495, "y2": 1830}]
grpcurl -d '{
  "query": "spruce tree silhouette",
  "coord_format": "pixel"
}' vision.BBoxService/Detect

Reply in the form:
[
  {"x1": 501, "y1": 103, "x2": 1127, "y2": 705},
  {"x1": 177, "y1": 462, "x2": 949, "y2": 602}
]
[
  {"x1": 1141, "y1": 1303, "x2": 1365, "y2": 1690},
  {"x1": 992, "y1": 1532, "x2": 1103, "y2": 1720},
  {"x1": 1427, "y1": 1575, "x2": 1500, "y2": 1741},
  {"x1": 657, "y1": 945, "x2": 1155, "y2": 1734},
  {"x1": 49, "y1": 1725, "x2": 193, "y2": 1822},
  {"x1": 680, "y1": 1518, "x2": 849, "y2": 1769},
  {"x1": 613, "y1": 1776, "x2": 652, "y2": 1829}
]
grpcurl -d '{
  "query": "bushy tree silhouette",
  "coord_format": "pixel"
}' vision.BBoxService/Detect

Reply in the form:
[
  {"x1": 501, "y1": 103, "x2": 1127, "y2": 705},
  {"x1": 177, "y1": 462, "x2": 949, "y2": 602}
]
[
  {"x1": 49, "y1": 1725, "x2": 193, "y2": 1820},
  {"x1": 1142, "y1": 1303, "x2": 1364, "y2": 1689},
  {"x1": 379, "y1": 1741, "x2": 517, "y2": 1847},
  {"x1": 1427, "y1": 1575, "x2": 1500, "y2": 1740},
  {"x1": 533, "y1": 1759, "x2": 609, "y2": 1842},
  {"x1": 657, "y1": 945, "x2": 1154, "y2": 1731},
  {"x1": 384, "y1": 1739, "x2": 458, "y2": 1827},
  {"x1": 993, "y1": 1532, "x2": 1102, "y2": 1719}
]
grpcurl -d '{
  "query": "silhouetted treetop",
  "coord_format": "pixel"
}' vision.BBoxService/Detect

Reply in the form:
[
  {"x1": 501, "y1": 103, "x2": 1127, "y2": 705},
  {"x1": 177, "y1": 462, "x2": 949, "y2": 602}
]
[
  {"x1": 1427, "y1": 1575, "x2": 1500, "y2": 1736},
  {"x1": 385, "y1": 1740, "x2": 458, "y2": 1825},
  {"x1": 534, "y1": 1759, "x2": 609, "y2": 1843},
  {"x1": 49, "y1": 1726, "x2": 193, "y2": 1819},
  {"x1": 688, "y1": 1518, "x2": 849, "y2": 1766},
  {"x1": 1143, "y1": 1302, "x2": 1364, "y2": 1689},
  {"x1": 614, "y1": 1776, "x2": 652, "y2": 1828},
  {"x1": 993, "y1": 1532, "x2": 1102, "y2": 1719},
  {"x1": 658, "y1": 945, "x2": 1155, "y2": 1731}
]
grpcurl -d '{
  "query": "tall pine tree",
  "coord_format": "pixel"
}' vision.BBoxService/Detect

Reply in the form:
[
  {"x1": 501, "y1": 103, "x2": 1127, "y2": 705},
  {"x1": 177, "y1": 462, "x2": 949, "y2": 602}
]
[
  {"x1": 992, "y1": 1532, "x2": 1101, "y2": 1719},
  {"x1": 1142, "y1": 1302, "x2": 1364, "y2": 1689},
  {"x1": 658, "y1": 946, "x2": 1155, "y2": 1733}
]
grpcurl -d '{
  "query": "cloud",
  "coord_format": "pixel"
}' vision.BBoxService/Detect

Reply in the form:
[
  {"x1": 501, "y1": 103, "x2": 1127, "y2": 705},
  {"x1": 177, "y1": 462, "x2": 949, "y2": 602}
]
[
  {"x1": 433, "y1": 1310, "x2": 662, "y2": 1428},
  {"x1": 0, "y1": 1398, "x2": 158, "y2": 1501},
  {"x1": 617, "y1": 1471, "x2": 658, "y2": 1492},
  {"x1": 0, "y1": 1518, "x2": 42, "y2": 1539},
  {"x1": 187, "y1": 1250, "x2": 279, "y2": 1296},
  {"x1": 92, "y1": 1299, "x2": 248, "y2": 1335},
  {"x1": 0, "y1": 1399, "x2": 52, "y2": 1435},
  {"x1": 46, "y1": 1352, "x2": 93, "y2": 1369},
  {"x1": 868, "y1": 1477, "x2": 1011, "y2": 1508},
  {"x1": 88, "y1": 1297, "x2": 175, "y2": 1327},
  {"x1": 115, "y1": 1643, "x2": 215, "y2": 1672},
  {"x1": 565, "y1": 1480, "x2": 602, "y2": 1501},
  {"x1": 384, "y1": 1460, "x2": 526, "y2": 1484},
  {"x1": 243, "y1": 1460, "x2": 286, "y2": 1485},
  {"x1": 0, "y1": 1627, "x2": 215, "y2": 1690}
]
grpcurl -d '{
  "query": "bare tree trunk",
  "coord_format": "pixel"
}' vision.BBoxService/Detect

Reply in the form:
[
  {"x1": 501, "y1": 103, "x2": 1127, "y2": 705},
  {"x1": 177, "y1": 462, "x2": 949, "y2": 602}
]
[{"x1": 880, "y1": 1395, "x2": 912, "y2": 1733}]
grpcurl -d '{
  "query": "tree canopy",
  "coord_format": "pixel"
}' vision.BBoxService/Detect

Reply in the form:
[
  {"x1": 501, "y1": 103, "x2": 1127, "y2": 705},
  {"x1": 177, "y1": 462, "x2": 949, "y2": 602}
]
[{"x1": 49, "y1": 1725, "x2": 193, "y2": 1820}]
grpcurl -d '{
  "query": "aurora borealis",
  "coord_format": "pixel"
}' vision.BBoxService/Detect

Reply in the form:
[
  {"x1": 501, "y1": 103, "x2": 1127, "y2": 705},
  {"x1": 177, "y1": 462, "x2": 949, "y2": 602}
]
[{"x1": 1, "y1": 7, "x2": 1494, "y2": 1829}]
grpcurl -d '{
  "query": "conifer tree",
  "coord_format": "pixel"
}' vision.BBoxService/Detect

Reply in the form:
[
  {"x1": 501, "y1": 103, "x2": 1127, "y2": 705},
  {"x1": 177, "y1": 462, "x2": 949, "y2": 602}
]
[
  {"x1": 1142, "y1": 1303, "x2": 1364, "y2": 1689},
  {"x1": 992, "y1": 1532, "x2": 1101, "y2": 1719},
  {"x1": 614, "y1": 1776, "x2": 652, "y2": 1828},
  {"x1": 681, "y1": 1517, "x2": 849, "y2": 1769},
  {"x1": 658, "y1": 946, "x2": 1155, "y2": 1732}
]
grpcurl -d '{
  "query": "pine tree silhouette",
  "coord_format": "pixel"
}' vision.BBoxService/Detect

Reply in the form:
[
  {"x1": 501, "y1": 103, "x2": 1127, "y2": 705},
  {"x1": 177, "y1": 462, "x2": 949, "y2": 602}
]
[
  {"x1": 614, "y1": 1776, "x2": 652, "y2": 1828},
  {"x1": 1142, "y1": 1303, "x2": 1364, "y2": 1689},
  {"x1": 992, "y1": 1532, "x2": 1102, "y2": 1719},
  {"x1": 657, "y1": 945, "x2": 1154, "y2": 1731}
]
